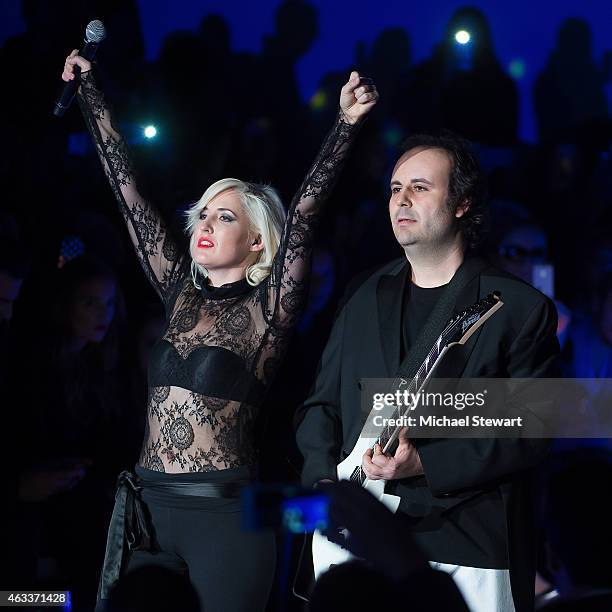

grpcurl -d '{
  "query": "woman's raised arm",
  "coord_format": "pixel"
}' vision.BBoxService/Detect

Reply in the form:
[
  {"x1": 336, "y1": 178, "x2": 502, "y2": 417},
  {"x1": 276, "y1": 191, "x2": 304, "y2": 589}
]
[
  {"x1": 266, "y1": 71, "x2": 378, "y2": 328},
  {"x1": 63, "y1": 50, "x2": 183, "y2": 305}
]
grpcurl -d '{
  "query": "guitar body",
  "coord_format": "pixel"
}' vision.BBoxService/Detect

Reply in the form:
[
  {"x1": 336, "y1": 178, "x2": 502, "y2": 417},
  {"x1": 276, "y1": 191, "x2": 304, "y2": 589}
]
[{"x1": 311, "y1": 435, "x2": 401, "y2": 579}]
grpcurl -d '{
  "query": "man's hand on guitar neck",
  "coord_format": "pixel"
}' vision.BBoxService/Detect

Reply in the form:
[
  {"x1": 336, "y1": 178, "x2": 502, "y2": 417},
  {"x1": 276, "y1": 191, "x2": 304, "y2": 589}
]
[{"x1": 362, "y1": 427, "x2": 424, "y2": 480}]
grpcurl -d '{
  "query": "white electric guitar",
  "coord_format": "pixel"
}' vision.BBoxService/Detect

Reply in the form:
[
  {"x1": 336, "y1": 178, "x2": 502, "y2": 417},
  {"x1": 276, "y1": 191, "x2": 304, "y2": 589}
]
[{"x1": 311, "y1": 292, "x2": 504, "y2": 579}]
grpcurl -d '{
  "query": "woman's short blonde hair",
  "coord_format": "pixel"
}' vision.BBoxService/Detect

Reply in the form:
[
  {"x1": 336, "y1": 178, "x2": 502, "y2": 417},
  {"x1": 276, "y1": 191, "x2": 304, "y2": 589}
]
[{"x1": 185, "y1": 178, "x2": 286, "y2": 288}]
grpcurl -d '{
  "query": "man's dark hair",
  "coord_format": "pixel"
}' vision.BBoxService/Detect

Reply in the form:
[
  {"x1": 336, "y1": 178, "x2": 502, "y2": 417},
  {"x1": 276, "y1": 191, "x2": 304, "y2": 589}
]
[{"x1": 401, "y1": 132, "x2": 487, "y2": 251}]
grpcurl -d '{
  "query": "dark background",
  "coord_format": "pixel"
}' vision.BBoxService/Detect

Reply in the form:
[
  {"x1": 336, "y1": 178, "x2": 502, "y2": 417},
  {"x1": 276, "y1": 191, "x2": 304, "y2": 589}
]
[{"x1": 1, "y1": 1, "x2": 611, "y2": 610}]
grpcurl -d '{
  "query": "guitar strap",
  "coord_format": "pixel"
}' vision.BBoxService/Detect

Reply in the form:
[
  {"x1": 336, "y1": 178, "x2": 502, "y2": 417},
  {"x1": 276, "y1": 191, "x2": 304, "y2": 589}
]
[{"x1": 394, "y1": 257, "x2": 488, "y2": 381}]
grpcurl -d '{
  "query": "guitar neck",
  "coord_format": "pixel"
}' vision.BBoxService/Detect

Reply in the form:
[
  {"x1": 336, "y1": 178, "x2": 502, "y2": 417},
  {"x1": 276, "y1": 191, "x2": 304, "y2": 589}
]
[
  {"x1": 378, "y1": 343, "x2": 448, "y2": 453},
  {"x1": 347, "y1": 341, "x2": 447, "y2": 489}
]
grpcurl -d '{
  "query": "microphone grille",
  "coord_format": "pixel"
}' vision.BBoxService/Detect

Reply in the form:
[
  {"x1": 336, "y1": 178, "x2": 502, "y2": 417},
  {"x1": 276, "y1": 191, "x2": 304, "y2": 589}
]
[{"x1": 85, "y1": 20, "x2": 106, "y2": 43}]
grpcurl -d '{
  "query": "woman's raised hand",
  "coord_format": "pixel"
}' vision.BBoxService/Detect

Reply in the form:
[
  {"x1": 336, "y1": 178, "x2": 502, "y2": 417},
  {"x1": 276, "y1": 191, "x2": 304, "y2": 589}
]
[
  {"x1": 61, "y1": 49, "x2": 92, "y2": 82},
  {"x1": 339, "y1": 71, "x2": 379, "y2": 124}
]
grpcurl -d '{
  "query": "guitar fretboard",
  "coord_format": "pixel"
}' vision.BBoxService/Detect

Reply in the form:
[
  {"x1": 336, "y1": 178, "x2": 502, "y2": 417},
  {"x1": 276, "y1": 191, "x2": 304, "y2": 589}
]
[
  {"x1": 350, "y1": 330, "x2": 447, "y2": 487},
  {"x1": 378, "y1": 334, "x2": 444, "y2": 451}
]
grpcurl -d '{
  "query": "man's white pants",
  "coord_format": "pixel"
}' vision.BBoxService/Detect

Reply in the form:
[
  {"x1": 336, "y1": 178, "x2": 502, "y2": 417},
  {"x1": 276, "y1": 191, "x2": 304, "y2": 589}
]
[{"x1": 429, "y1": 562, "x2": 516, "y2": 612}]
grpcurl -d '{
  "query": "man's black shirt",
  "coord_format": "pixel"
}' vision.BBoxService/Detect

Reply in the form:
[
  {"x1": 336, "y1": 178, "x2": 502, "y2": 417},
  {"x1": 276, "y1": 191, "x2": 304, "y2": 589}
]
[{"x1": 401, "y1": 281, "x2": 449, "y2": 361}]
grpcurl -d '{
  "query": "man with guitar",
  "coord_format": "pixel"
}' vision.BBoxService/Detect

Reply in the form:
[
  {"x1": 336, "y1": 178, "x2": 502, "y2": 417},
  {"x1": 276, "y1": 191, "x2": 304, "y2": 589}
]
[{"x1": 295, "y1": 133, "x2": 559, "y2": 612}]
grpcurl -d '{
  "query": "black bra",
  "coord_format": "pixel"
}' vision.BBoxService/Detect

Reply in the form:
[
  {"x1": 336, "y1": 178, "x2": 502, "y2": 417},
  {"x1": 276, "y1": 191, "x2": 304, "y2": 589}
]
[{"x1": 148, "y1": 340, "x2": 266, "y2": 405}]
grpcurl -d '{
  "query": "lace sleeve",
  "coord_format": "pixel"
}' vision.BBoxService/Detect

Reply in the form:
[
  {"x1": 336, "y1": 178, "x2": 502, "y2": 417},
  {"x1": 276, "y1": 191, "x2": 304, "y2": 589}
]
[
  {"x1": 265, "y1": 110, "x2": 362, "y2": 329},
  {"x1": 77, "y1": 71, "x2": 183, "y2": 304}
]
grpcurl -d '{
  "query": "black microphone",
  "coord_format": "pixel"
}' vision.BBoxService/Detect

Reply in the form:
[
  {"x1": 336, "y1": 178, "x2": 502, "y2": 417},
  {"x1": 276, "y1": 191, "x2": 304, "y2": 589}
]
[{"x1": 52, "y1": 20, "x2": 107, "y2": 118}]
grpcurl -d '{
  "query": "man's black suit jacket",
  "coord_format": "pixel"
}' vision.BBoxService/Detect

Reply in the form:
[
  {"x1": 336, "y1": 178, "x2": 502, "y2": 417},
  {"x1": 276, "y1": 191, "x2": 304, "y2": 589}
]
[{"x1": 295, "y1": 256, "x2": 560, "y2": 612}]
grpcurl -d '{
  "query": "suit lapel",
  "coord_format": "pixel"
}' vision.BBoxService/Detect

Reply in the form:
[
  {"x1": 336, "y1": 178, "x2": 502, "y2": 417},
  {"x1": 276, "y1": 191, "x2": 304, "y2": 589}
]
[{"x1": 376, "y1": 259, "x2": 410, "y2": 376}]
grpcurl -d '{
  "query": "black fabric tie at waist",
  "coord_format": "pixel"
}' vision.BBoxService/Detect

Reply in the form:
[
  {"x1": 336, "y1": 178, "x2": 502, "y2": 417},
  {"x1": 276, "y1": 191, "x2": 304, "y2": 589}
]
[
  {"x1": 97, "y1": 471, "x2": 153, "y2": 601},
  {"x1": 97, "y1": 470, "x2": 249, "y2": 602}
]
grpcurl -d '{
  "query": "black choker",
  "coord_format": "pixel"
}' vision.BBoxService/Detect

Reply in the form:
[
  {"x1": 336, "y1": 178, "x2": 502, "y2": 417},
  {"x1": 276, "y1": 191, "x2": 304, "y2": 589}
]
[{"x1": 200, "y1": 277, "x2": 254, "y2": 300}]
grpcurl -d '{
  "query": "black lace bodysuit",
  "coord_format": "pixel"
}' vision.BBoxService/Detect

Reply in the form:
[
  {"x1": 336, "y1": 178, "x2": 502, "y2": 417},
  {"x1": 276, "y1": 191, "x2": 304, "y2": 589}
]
[{"x1": 77, "y1": 71, "x2": 360, "y2": 473}]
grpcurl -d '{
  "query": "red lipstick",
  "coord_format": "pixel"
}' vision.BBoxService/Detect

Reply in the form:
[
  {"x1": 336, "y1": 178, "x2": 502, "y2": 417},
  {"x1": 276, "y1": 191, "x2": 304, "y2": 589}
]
[{"x1": 197, "y1": 237, "x2": 214, "y2": 248}]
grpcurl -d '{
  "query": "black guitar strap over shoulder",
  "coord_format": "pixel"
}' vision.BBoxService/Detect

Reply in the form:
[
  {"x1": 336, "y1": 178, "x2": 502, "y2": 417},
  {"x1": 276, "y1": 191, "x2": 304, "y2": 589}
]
[{"x1": 395, "y1": 257, "x2": 488, "y2": 381}]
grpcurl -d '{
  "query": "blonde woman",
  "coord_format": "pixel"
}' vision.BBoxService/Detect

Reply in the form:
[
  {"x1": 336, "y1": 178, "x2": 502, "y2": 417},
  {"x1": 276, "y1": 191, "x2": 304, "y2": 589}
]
[{"x1": 62, "y1": 49, "x2": 377, "y2": 612}]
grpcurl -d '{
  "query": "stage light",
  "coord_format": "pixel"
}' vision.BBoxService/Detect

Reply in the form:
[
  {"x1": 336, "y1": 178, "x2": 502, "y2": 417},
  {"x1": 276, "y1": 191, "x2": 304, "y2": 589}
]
[
  {"x1": 144, "y1": 125, "x2": 157, "y2": 139},
  {"x1": 455, "y1": 30, "x2": 471, "y2": 45},
  {"x1": 509, "y1": 59, "x2": 526, "y2": 79},
  {"x1": 310, "y1": 90, "x2": 327, "y2": 111}
]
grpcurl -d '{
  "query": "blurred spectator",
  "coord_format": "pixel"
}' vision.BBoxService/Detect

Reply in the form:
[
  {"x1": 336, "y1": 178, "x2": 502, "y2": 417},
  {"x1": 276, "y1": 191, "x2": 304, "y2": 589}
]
[
  {"x1": 496, "y1": 224, "x2": 548, "y2": 283},
  {"x1": 21, "y1": 256, "x2": 128, "y2": 610},
  {"x1": 363, "y1": 27, "x2": 412, "y2": 122},
  {"x1": 563, "y1": 273, "x2": 612, "y2": 378},
  {"x1": 534, "y1": 18, "x2": 611, "y2": 147},
  {"x1": 310, "y1": 560, "x2": 403, "y2": 611},
  {"x1": 409, "y1": 7, "x2": 519, "y2": 145},
  {"x1": 495, "y1": 222, "x2": 572, "y2": 346},
  {"x1": 155, "y1": 30, "x2": 207, "y2": 193},
  {"x1": 260, "y1": 0, "x2": 318, "y2": 119},
  {"x1": 91, "y1": 0, "x2": 146, "y2": 118},
  {"x1": 0, "y1": 229, "x2": 89, "y2": 590},
  {"x1": 257, "y1": 0, "x2": 319, "y2": 195}
]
